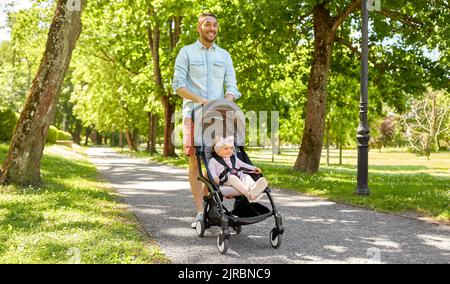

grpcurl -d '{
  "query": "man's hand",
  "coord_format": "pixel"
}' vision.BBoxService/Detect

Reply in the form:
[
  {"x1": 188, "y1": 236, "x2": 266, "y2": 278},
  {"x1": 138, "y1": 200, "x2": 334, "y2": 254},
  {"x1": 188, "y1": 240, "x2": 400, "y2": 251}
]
[
  {"x1": 198, "y1": 97, "x2": 209, "y2": 105},
  {"x1": 225, "y1": 93, "x2": 234, "y2": 101},
  {"x1": 213, "y1": 177, "x2": 220, "y2": 185},
  {"x1": 254, "y1": 167, "x2": 262, "y2": 174}
]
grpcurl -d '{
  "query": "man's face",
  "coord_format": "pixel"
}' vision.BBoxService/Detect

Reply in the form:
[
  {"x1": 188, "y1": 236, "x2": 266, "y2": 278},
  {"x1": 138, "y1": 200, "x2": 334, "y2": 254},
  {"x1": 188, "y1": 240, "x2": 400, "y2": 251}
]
[{"x1": 197, "y1": 16, "x2": 218, "y2": 43}]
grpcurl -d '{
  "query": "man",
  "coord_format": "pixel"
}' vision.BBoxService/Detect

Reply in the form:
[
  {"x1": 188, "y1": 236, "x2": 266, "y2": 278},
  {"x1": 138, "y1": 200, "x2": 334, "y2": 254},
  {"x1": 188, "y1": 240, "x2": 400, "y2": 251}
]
[{"x1": 172, "y1": 12, "x2": 241, "y2": 228}]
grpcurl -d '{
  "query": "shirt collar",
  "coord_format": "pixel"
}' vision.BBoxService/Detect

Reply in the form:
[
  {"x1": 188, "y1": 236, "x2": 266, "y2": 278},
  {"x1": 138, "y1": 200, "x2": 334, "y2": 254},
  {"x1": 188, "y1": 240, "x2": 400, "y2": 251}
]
[{"x1": 196, "y1": 39, "x2": 217, "y2": 50}]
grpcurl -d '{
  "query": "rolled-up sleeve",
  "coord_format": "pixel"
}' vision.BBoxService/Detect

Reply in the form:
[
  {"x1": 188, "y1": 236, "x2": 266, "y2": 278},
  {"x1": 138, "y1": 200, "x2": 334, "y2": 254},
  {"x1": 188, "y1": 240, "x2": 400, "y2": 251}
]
[
  {"x1": 172, "y1": 48, "x2": 188, "y2": 94},
  {"x1": 224, "y1": 52, "x2": 241, "y2": 100}
]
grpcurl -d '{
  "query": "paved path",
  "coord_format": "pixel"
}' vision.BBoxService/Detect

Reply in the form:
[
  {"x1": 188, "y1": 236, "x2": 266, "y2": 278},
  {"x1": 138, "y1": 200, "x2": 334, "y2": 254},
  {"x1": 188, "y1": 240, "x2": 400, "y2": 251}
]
[{"x1": 86, "y1": 147, "x2": 450, "y2": 264}]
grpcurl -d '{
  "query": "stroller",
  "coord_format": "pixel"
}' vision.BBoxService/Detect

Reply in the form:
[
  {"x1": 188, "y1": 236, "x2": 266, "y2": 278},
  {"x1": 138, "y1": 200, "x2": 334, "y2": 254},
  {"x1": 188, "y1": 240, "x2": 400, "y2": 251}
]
[{"x1": 191, "y1": 99, "x2": 284, "y2": 254}]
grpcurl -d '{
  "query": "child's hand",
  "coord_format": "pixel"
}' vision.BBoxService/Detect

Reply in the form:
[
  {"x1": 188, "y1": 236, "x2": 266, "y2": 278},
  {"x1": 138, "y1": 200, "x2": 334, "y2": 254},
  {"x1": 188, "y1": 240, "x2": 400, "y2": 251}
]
[
  {"x1": 255, "y1": 167, "x2": 262, "y2": 174},
  {"x1": 213, "y1": 177, "x2": 220, "y2": 185}
]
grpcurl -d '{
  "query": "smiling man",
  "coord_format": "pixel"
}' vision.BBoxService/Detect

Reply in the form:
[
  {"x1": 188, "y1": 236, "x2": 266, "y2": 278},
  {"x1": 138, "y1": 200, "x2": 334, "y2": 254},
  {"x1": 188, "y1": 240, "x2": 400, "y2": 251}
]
[{"x1": 172, "y1": 12, "x2": 241, "y2": 228}]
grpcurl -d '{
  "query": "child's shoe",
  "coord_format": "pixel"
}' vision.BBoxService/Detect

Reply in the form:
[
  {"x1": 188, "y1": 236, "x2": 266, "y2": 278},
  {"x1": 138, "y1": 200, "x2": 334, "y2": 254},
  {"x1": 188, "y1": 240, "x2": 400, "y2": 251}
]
[{"x1": 248, "y1": 177, "x2": 268, "y2": 203}]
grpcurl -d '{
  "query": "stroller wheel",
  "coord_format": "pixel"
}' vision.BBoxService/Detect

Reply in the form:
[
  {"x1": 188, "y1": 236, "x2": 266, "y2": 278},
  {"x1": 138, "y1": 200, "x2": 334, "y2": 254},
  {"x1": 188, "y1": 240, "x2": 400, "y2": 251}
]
[
  {"x1": 217, "y1": 232, "x2": 229, "y2": 254},
  {"x1": 196, "y1": 220, "x2": 205, "y2": 237},
  {"x1": 233, "y1": 226, "x2": 242, "y2": 235},
  {"x1": 269, "y1": 228, "x2": 282, "y2": 249}
]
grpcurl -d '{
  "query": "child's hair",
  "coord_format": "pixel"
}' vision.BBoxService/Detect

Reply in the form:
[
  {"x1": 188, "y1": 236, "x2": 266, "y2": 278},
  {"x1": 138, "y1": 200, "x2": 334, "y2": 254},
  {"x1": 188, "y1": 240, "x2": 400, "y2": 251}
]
[{"x1": 213, "y1": 136, "x2": 234, "y2": 153}]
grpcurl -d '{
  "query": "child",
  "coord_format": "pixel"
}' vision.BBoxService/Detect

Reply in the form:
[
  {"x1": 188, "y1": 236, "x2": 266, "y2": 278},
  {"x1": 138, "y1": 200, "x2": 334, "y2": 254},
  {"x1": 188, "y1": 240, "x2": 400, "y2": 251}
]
[{"x1": 208, "y1": 136, "x2": 268, "y2": 203}]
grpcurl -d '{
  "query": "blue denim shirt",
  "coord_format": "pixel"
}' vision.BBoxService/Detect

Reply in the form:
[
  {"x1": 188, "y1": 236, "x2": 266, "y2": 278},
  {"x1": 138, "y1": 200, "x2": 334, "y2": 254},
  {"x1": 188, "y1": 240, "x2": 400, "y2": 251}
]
[{"x1": 172, "y1": 40, "x2": 241, "y2": 118}]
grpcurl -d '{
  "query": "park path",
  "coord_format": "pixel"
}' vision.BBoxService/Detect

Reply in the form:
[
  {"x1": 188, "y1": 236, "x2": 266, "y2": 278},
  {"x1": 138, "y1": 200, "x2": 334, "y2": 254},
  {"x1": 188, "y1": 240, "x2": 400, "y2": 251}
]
[{"x1": 86, "y1": 147, "x2": 450, "y2": 264}]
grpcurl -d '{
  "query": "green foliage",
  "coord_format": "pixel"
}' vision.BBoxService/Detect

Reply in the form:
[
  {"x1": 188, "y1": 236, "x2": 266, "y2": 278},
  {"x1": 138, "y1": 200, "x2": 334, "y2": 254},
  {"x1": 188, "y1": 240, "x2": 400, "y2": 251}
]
[
  {"x1": 57, "y1": 130, "x2": 72, "y2": 141},
  {"x1": 0, "y1": 144, "x2": 170, "y2": 263},
  {"x1": 69, "y1": 0, "x2": 160, "y2": 136},
  {"x1": 0, "y1": 0, "x2": 449, "y2": 162},
  {"x1": 0, "y1": 107, "x2": 18, "y2": 143},
  {"x1": 46, "y1": 126, "x2": 58, "y2": 144},
  {"x1": 123, "y1": 146, "x2": 450, "y2": 221},
  {"x1": 0, "y1": 5, "x2": 51, "y2": 112}
]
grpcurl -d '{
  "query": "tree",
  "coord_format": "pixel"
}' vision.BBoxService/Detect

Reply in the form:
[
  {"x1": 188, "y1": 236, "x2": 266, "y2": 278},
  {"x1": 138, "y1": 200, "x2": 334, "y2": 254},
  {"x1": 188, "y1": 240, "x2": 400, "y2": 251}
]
[
  {"x1": 143, "y1": 0, "x2": 191, "y2": 157},
  {"x1": 0, "y1": 5, "x2": 50, "y2": 112},
  {"x1": 293, "y1": 2, "x2": 361, "y2": 173},
  {"x1": 291, "y1": 0, "x2": 450, "y2": 173},
  {"x1": 1, "y1": 0, "x2": 86, "y2": 186},
  {"x1": 403, "y1": 89, "x2": 449, "y2": 157},
  {"x1": 70, "y1": 0, "x2": 156, "y2": 151}
]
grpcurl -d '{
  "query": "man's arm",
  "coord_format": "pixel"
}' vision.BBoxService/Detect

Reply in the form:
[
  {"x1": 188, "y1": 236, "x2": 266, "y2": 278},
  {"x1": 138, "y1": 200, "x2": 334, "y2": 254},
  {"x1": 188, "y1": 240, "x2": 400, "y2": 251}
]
[
  {"x1": 172, "y1": 48, "x2": 209, "y2": 105},
  {"x1": 177, "y1": 87, "x2": 208, "y2": 105},
  {"x1": 225, "y1": 93, "x2": 234, "y2": 101},
  {"x1": 224, "y1": 52, "x2": 241, "y2": 100}
]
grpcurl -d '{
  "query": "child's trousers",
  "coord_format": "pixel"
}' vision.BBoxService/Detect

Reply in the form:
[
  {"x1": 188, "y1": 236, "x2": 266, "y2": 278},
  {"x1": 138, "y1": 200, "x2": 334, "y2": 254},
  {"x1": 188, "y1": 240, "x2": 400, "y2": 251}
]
[{"x1": 221, "y1": 173, "x2": 255, "y2": 197}]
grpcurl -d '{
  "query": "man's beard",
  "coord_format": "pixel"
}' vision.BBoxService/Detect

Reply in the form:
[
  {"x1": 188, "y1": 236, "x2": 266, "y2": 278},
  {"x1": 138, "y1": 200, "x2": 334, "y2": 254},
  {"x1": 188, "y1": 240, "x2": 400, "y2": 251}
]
[{"x1": 201, "y1": 32, "x2": 216, "y2": 43}]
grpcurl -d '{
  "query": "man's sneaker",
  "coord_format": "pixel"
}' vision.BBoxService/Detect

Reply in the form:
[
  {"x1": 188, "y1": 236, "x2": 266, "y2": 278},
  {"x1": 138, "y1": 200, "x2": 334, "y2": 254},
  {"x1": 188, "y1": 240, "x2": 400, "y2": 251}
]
[
  {"x1": 191, "y1": 212, "x2": 204, "y2": 229},
  {"x1": 248, "y1": 177, "x2": 268, "y2": 203}
]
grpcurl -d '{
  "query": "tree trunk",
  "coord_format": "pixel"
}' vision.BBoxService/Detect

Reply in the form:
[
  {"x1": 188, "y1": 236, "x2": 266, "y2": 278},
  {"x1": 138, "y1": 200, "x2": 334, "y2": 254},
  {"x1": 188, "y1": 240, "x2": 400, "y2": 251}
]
[
  {"x1": 96, "y1": 131, "x2": 102, "y2": 145},
  {"x1": 119, "y1": 130, "x2": 123, "y2": 149},
  {"x1": 84, "y1": 126, "x2": 91, "y2": 146},
  {"x1": 161, "y1": 95, "x2": 177, "y2": 156},
  {"x1": 326, "y1": 121, "x2": 330, "y2": 166},
  {"x1": 72, "y1": 119, "x2": 82, "y2": 145},
  {"x1": 339, "y1": 139, "x2": 343, "y2": 165},
  {"x1": 146, "y1": 7, "x2": 179, "y2": 157},
  {"x1": 147, "y1": 112, "x2": 158, "y2": 155},
  {"x1": 1, "y1": 0, "x2": 86, "y2": 186},
  {"x1": 294, "y1": 5, "x2": 335, "y2": 174},
  {"x1": 146, "y1": 112, "x2": 151, "y2": 152},
  {"x1": 151, "y1": 113, "x2": 158, "y2": 153},
  {"x1": 125, "y1": 128, "x2": 137, "y2": 151}
]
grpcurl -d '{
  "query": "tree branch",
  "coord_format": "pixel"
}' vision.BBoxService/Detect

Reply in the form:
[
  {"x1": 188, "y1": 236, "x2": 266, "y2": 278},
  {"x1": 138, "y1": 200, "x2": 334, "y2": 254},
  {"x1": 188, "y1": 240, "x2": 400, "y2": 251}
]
[
  {"x1": 435, "y1": 0, "x2": 450, "y2": 9},
  {"x1": 335, "y1": 36, "x2": 390, "y2": 70},
  {"x1": 95, "y1": 48, "x2": 139, "y2": 76},
  {"x1": 436, "y1": 105, "x2": 450, "y2": 135},
  {"x1": 377, "y1": 9, "x2": 423, "y2": 29},
  {"x1": 332, "y1": 0, "x2": 361, "y2": 33}
]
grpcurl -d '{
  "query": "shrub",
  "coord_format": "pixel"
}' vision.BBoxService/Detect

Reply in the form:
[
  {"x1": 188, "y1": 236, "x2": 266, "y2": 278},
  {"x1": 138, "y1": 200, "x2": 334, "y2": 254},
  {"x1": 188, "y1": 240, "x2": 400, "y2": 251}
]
[
  {"x1": 0, "y1": 108, "x2": 18, "y2": 142},
  {"x1": 46, "y1": 126, "x2": 58, "y2": 144},
  {"x1": 57, "y1": 130, "x2": 72, "y2": 140}
]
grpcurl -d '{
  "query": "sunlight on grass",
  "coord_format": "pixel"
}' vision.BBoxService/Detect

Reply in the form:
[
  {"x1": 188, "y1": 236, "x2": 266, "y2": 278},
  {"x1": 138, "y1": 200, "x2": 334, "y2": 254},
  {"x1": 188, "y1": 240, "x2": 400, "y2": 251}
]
[
  {"x1": 122, "y1": 145, "x2": 449, "y2": 222},
  {"x1": 0, "y1": 144, "x2": 170, "y2": 264}
]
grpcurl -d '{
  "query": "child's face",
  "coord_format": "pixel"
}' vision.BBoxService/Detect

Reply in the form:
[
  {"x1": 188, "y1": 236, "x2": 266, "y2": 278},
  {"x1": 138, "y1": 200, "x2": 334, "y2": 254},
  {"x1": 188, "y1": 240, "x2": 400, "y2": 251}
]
[{"x1": 217, "y1": 144, "x2": 234, "y2": 158}]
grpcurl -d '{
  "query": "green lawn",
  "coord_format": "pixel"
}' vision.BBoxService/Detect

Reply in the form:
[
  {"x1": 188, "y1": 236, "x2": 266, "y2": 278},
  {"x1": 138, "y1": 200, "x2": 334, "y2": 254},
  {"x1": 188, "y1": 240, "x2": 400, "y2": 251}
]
[
  {"x1": 0, "y1": 144, "x2": 170, "y2": 264},
  {"x1": 122, "y1": 146, "x2": 449, "y2": 222}
]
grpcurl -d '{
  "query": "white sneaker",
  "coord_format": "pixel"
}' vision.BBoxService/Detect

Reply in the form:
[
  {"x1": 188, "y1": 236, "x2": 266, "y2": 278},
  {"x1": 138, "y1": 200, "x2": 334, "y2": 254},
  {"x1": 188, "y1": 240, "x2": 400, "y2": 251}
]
[
  {"x1": 191, "y1": 212, "x2": 204, "y2": 229},
  {"x1": 248, "y1": 177, "x2": 268, "y2": 203}
]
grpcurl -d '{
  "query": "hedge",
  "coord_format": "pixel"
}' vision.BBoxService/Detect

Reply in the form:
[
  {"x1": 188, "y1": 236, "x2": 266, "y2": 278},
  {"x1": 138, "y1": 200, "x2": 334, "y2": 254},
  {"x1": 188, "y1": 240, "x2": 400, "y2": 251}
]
[{"x1": 0, "y1": 108, "x2": 18, "y2": 143}]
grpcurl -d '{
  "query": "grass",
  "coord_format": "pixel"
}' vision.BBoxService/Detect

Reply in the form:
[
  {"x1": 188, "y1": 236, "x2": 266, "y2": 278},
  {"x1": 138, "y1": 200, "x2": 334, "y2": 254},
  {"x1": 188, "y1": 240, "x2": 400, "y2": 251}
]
[
  {"x1": 119, "y1": 145, "x2": 450, "y2": 222},
  {"x1": 0, "y1": 144, "x2": 170, "y2": 264}
]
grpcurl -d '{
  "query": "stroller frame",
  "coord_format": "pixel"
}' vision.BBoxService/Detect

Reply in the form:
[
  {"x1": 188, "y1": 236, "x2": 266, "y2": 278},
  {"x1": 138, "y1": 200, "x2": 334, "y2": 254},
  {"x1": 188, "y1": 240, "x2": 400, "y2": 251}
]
[{"x1": 191, "y1": 100, "x2": 284, "y2": 254}]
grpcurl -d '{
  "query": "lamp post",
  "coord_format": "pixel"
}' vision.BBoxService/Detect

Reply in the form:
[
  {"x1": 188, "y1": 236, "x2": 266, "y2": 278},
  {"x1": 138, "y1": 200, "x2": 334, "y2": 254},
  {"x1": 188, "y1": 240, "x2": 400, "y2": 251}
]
[{"x1": 356, "y1": 0, "x2": 370, "y2": 196}]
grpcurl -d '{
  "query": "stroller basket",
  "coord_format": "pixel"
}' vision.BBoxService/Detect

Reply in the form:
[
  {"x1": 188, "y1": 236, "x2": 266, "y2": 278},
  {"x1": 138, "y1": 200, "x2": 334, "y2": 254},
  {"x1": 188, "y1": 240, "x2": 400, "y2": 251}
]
[{"x1": 231, "y1": 198, "x2": 270, "y2": 218}]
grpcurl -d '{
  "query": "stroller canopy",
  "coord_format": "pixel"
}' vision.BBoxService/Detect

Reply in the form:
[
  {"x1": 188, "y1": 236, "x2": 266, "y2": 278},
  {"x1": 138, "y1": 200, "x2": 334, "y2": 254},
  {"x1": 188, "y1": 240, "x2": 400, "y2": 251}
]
[{"x1": 192, "y1": 99, "x2": 245, "y2": 148}]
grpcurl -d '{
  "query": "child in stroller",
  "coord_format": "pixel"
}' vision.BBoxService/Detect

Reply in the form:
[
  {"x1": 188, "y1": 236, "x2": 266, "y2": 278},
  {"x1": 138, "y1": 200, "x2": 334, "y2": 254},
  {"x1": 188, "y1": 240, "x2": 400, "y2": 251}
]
[
  {"x1": 192, "y1": 99, "x2": 284, "y2": 254},
  {"x1": 208, "y1": 136, "x2": 268, "y2": 203}
]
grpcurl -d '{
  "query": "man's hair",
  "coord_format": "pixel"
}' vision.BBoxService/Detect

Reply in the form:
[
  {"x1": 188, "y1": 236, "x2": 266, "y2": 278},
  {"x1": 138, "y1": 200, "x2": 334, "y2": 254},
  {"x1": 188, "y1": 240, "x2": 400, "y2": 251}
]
[{"x1": 198, "y1": 12, "x2": 217, "y2": 22}]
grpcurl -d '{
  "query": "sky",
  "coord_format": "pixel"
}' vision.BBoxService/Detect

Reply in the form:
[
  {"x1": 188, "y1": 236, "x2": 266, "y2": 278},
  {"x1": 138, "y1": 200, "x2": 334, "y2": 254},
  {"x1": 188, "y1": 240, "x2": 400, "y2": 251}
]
[{"x1": 0, "y1": 0, "x2": 33, "y2": 42}]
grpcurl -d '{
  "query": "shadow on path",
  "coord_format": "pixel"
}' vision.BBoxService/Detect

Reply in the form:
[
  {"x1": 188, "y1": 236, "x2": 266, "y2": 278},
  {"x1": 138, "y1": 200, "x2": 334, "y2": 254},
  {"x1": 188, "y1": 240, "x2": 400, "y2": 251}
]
[{"x1": 87, "y1": 147, "x2": 450, "y2": 264}]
